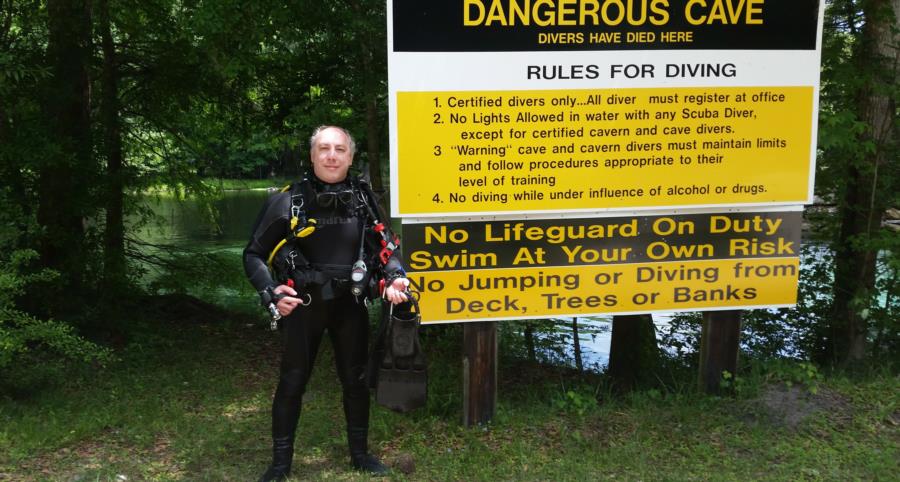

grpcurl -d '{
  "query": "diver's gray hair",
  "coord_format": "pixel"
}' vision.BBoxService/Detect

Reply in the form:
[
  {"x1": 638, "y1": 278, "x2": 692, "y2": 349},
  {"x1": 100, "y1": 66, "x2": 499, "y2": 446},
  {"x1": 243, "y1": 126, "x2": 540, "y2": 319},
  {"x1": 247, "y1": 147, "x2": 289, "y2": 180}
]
[{"x1": 309, "y1": 125, "x2": 356, "y2": 156}]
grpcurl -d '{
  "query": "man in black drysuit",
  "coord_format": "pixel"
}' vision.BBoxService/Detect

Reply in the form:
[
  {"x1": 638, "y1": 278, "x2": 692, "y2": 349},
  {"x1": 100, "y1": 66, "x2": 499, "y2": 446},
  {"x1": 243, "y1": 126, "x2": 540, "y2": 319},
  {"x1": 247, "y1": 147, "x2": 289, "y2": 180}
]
[{"x1": 243, "y1": 125, "x2": 409, "y2": 481}]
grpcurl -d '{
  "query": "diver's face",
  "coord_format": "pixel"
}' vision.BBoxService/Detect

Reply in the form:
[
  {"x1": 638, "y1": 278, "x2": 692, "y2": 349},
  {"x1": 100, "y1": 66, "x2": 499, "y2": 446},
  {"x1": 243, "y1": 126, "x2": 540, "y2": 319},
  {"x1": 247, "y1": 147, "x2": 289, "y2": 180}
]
[{"x1": 311, "y1": 127, "x2": 353, "y2": 183}]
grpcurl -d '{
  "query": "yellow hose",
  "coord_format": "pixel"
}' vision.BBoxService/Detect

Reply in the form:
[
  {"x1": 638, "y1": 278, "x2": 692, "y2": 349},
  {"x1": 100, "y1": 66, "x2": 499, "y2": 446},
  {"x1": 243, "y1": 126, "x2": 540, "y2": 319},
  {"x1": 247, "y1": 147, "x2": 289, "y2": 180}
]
[{"x1": 266, "y1": 238, "x2": 288, "y2": 269}]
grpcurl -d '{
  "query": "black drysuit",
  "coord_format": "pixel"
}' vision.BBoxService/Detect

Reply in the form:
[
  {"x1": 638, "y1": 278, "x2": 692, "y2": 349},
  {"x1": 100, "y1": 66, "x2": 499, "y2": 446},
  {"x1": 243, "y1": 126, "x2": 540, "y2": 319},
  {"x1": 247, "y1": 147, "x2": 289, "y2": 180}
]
[{"x1": 243, "y1": 174, "x2": 403, "y2": 460}]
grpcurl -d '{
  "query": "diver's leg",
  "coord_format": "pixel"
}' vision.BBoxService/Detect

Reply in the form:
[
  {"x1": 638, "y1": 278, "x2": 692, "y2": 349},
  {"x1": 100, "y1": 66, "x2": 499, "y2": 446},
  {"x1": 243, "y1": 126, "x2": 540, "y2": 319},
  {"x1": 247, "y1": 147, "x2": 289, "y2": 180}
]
[
  {"x1": 329, "y1": 297, "x2": 388, "y2": 475},
  {"x1": 259, "y1": 304, "x2": 328, "y2": 482}
]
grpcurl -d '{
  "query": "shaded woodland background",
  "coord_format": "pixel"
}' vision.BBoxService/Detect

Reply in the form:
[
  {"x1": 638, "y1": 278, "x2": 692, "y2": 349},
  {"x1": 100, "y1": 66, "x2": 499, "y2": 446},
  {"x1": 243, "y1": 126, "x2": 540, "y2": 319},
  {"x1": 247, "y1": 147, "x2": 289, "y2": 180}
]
[{"x1": 0, "y1": 0, "x2": 897, "y2": 393}]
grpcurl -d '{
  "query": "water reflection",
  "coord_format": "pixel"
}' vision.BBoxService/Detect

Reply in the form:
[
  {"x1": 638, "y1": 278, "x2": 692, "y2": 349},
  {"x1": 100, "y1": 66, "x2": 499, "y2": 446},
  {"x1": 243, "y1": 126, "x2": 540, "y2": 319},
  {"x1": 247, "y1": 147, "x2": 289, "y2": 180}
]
[
  {"x1": 539, "y1": 315, "x2": 672, "y2": 370},
  {"x1": 135, "y1": 189, "x2": 272, "y2": 247}
]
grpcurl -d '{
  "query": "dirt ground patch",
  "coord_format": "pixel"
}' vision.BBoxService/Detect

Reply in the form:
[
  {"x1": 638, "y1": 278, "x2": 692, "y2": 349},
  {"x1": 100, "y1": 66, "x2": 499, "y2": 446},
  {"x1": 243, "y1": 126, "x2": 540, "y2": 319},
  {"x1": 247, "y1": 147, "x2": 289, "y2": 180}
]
[
  {"x1": 14, "y1": 432, "x2": 185, "y2": 482},
  {"x1": 750, "y1": 383, "x2": 851, "y2": 429}
]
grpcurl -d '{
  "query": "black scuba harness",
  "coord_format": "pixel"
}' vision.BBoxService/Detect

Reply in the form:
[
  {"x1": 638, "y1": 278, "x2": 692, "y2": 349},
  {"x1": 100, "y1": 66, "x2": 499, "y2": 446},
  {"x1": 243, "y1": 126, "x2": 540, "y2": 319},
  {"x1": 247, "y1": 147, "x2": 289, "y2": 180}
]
[{"x1": 262, "y1": 174, "x2": 402, "y2": 328}]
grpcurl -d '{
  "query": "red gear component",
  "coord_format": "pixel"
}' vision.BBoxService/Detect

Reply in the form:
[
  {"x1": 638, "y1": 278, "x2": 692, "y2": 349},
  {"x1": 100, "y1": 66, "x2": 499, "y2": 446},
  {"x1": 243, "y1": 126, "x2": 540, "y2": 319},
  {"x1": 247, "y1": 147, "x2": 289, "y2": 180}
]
[{"x1": 373, "y1": 228, "x2": 400, "y2": 265}]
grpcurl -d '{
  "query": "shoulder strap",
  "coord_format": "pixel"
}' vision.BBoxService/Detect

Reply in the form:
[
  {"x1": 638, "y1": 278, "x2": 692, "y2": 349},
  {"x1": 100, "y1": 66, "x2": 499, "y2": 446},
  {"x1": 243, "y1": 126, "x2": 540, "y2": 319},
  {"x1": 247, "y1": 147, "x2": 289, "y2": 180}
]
[
  {"x1": 353, "y1": 177, "x2": 401, "y2": 267},
  {"x1": 356, "y1": 177, "x2": 389, "y2": 223},
  {"x1": 287, "y1": 177, "x2": 317, "y2": 238}
]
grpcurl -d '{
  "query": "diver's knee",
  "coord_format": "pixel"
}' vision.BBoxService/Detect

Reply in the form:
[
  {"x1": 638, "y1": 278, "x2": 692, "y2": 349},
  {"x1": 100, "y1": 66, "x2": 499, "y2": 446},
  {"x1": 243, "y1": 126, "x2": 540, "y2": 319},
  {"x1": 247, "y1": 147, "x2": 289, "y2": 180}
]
[{"x1": 277, "y1": 368, "x2": 309, "y2": 398}]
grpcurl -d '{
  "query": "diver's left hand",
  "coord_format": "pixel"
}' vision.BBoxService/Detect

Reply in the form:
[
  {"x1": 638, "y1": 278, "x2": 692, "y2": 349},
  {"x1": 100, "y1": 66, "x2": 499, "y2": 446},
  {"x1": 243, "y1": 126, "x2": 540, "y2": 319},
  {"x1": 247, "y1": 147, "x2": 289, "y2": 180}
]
[{"x1": 384, "y1": 277, "x2": 410, "y2": 305}]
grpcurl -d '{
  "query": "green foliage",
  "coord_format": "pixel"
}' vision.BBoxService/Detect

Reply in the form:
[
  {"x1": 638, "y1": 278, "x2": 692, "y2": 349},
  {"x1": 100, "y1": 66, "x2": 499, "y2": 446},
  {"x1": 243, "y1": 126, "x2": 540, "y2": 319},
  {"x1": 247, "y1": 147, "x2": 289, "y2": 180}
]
[
  {"x1": 718, "y1": 370, "x2": 742, "y2": 393},
  {"x1": 819, "y1": 0, "x2": 900, "y2": 193},
  {"x1": 721, "y1": 360, "x2": 824, "y2": 399},
  {"x1": 0, "y1": 51, "x2": 49, "y2": 92},
  {"x1": 815, "y1": 0, "x2": 900, "y2": 364},
  {"x1": 2, "y1": 0, "x2": 393, "y2": 308},
  {"x1": 0, "y1": 181, "x2": 112, "y2": 391},
  {"x1": 553, "y1": 386, "x2": 599, "y2": 416},
  {"x1": 870, "y1": 251, "x2": 900, "y2": 361},
  {"x1": 0, "y1": 249, "x2": 113, "y2": 389},
  {"x1": 738, "y1": 244, "x2": 837, "y2": 361},
  {"x1": 767, "y1": 360, "x2": 823, "y2": 394}
]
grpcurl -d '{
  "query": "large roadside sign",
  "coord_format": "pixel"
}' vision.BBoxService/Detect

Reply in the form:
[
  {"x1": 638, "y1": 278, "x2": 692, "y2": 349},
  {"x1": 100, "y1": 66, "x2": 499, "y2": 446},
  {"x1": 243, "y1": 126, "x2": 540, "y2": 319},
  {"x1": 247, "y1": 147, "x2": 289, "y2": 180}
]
[
  {"x1": 388, "y1": 1, "x2": 825, "y2": 323},
  {"x1": 388, "y1": 0, "x2": 824, "y2": 217}
]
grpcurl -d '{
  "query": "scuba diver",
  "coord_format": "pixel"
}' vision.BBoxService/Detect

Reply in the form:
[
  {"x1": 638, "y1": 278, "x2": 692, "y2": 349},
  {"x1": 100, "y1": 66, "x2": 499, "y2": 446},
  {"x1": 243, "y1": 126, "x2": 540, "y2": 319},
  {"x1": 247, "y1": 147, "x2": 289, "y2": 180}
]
[{"x1": 243, "y1": 125, "x2": 410, "y2": 481}]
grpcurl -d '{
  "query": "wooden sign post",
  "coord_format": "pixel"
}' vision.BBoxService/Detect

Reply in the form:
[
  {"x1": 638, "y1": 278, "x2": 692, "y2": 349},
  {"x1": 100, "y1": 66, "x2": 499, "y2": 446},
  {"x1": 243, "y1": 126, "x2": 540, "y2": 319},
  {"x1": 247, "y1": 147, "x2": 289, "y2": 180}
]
[
  {"x1": 462, "y1": 322, "x2": 497, "y2": 427},
  {"x1": 698, "y1": 310, "x2": 743, "y2": 393}
]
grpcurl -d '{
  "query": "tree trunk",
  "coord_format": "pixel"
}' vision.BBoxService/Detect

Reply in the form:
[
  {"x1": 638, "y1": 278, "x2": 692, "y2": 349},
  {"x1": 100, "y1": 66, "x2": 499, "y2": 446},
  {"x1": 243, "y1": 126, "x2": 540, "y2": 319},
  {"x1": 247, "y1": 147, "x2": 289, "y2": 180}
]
[
  {"x1": 524, "y1": 322, "x2": 536, "y2": 362},
  {"x1": 0, "y1": 93, "x2": 17, "y2": 209},
  {"x1": 572, "y1": 317, "x2": 583, "y2": 372},
  {"x1": 828, "y1": 0, "x2": 899, "y2": 365},
  {"x1": 348, "y1": 0, "x2": 386, "y2": 213},
  {"x1": 38, "y1": 0, "x2": 93, "y2": 290},
  {"x1": 365, "y1": 92, "x2": 382, "y2": 192},
  {"x1": 359, "y1": 24, "x2": 381, "y2": 191},
  {"x1": 608, "y1": 314, "x2": 659, "y2": 391},
  {"x1": 98, "y1": 0, "x2": 126, "y2": 288}
]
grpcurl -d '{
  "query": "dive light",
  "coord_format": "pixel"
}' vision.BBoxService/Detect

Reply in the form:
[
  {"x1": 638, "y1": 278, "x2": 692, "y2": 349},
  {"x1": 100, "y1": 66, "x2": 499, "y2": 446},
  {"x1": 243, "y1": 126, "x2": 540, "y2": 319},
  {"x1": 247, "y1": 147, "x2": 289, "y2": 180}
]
[{"x1": 350, "y1": 259, "x2": 368, "y2": 296}]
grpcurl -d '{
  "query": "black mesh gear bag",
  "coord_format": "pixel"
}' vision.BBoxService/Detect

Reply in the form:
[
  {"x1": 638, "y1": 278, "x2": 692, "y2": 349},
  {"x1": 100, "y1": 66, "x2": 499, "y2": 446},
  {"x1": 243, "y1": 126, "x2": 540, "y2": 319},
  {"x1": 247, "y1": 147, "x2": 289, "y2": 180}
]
[{"x1": 367, "y1": 297, "x2": 426, "y2": 413}]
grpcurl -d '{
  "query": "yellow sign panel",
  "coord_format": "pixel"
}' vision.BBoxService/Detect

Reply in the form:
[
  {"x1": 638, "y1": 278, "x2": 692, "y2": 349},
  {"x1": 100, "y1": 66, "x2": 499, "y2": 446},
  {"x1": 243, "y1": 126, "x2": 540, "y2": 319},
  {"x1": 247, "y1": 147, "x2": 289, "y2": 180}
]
[
  {"x1": 397, "y1": 86, "x2": 813, "y2": 215},
  {"x1": 409, "y1": 258, "x2": 799, "y2": 323}
]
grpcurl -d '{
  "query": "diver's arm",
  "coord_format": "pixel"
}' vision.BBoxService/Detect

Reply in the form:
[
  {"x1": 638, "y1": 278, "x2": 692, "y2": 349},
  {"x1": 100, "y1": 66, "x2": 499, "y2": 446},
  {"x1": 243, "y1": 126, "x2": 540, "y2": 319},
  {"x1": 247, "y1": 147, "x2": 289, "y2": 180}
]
[
  {"x1": 381, "y1": 248, "x2": 409, "y2": 305},
  {"x1": 244, "y1": 193, "x2": 307, "y2": 316},
  {"x1": 242, "y1": 193, "x2": 291, "y2": 293}
]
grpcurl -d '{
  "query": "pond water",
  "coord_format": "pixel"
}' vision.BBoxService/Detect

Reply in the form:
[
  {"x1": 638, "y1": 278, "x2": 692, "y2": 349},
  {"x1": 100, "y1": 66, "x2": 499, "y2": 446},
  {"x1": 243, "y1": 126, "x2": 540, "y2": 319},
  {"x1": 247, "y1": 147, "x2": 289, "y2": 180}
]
[
  {"x1": 534, "y1": 315, "x2": 673, "y2": 369},
  {"x1": 136, "y1": 189, "x2": 272, "y2": 247}
]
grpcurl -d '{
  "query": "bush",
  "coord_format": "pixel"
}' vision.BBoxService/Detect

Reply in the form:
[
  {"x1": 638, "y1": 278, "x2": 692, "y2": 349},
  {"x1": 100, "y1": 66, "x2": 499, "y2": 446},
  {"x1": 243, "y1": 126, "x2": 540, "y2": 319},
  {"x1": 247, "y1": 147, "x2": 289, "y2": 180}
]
[{"x1": 0, "y1": 249, "x2": 113, "y2": 392}]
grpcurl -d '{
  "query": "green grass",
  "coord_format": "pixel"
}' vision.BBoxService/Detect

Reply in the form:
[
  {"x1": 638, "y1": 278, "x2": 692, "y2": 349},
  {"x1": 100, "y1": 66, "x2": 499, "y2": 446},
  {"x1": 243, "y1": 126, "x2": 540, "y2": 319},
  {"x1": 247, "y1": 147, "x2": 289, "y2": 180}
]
[
  {"x1": 209, "y1": 178, "x2": 293, "y2": 191},
  {"x1": 141, "y1": 178, "x2": 292, "y2": 197},
  {"x1": 1, "y1": 313, "x2": 897, "y2": 481}
]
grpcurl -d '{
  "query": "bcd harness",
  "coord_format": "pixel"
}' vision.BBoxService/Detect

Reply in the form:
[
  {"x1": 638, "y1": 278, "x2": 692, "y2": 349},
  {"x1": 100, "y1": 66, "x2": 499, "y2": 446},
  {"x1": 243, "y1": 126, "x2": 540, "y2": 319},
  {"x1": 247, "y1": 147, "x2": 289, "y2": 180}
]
[{"x1": 261, "y1": 174, "x2": 402, "y2": 328}]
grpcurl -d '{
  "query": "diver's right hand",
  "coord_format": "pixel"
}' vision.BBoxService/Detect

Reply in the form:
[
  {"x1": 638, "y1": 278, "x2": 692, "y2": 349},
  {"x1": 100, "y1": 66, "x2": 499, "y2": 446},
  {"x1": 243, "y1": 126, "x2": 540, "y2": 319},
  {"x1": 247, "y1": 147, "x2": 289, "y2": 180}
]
[{"x1": 273, "y1": 284, "x2": 303, "y2": 317}]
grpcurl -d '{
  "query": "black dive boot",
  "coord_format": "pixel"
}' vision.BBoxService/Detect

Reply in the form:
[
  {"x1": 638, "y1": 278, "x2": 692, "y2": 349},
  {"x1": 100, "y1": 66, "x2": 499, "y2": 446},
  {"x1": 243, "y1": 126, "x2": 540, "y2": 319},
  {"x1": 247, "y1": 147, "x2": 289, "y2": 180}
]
[
  {"x1": 348, "y1": 427, "x2": 389, "y2": 476},
  {"x1": 258, "y1": 436, "x2": 294, "y2": 482}
]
